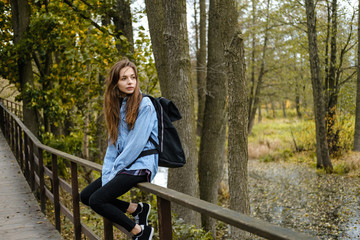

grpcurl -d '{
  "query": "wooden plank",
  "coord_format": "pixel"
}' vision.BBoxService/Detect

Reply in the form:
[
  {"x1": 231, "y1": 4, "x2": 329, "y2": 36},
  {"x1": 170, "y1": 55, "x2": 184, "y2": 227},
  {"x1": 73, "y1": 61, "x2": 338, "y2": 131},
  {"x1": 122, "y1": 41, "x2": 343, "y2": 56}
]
[
  {"x1": 81, "y1": 222, "x2": 102, "y2": 240},
  {"x1": 45, "y1": 186, "x2": 54, "y2": 202},
  {"x1": 59, "y1": 177, "x2": 72, "y2": 194},
  {"x1": 60, "y1": 202, "x2": 73, "y2": 223},
  {"x1": 44, "y1": 165, "x2": 53, "y2": 179}
]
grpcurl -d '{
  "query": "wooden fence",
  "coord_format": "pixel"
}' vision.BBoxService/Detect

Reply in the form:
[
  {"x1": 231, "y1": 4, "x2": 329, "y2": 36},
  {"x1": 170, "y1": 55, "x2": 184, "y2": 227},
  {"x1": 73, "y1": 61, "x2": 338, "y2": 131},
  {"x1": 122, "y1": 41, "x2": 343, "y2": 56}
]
[{"x1": 0, "y1": 98, "x2": 317, "y2": 240}]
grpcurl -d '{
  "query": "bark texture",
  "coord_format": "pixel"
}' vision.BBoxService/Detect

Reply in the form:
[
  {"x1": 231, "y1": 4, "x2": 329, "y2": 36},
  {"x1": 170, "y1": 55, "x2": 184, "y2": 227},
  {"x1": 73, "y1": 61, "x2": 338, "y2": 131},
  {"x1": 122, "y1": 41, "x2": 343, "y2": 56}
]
[
  {"x1": 354, "y1": 0, "x2": 360, "y2": 151},
  {"x1": 10, "y1": 0, "x2": 39, "y2": 137},
  {"x1": 304, "y1": 0, "x2": 333, "y2": 171},
  {"x1": 196, "y1": 0, "x2": 207, "y2": 136},
  {"x1": 325, "y1": 0, "x2": 339, "y2": 153},
  {"x1": 146, "y1": 0, "x2": 200, "y2": 225},
  {"x1": 198, "y1": 0, "x2": 239, "y2": 235},
  {"x1": 113, "y1": 0, "x2": 134, "y2": 54},
  {"x1": 248, "y1": 0, "x2": 257, "y2": 129},
  {"x1": 145, "y1": 0, "x2": 169, "y2": 94},
  {"x1": 226, "y1": 31, "x2": 251, "y2": 240},
  {"x1": 198, "y1": 0, "x2": 227, "y2": 234}
]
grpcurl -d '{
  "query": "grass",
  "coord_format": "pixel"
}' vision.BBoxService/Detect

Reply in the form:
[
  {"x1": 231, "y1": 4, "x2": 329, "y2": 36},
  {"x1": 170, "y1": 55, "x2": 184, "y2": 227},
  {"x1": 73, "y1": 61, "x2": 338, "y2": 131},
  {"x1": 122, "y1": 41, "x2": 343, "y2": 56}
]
[{"x1": 248, "y1": 110, "x2": 360, "y2": 178}]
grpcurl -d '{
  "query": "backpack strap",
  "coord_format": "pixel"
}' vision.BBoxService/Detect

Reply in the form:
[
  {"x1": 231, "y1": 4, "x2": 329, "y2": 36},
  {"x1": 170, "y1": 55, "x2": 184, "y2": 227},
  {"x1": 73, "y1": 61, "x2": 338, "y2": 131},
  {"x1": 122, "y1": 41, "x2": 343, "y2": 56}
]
[{"x1": 137, "y1": 137, "x2": 160, "y2": 159}]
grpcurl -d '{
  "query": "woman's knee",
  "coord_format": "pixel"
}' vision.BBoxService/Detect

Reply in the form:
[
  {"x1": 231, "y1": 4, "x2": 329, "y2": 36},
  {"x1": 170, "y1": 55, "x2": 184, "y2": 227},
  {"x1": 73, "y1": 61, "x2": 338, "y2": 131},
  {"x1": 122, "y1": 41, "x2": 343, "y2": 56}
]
[
  {"x1": 80, "y1": 190, "x2": 90, "y2": 206},
  {"x1": 80, "y1": 178, "x2": 102, "y2": 206},
  {"x1": 88, "y1": 194, "x2": 103, "y2": 211}
]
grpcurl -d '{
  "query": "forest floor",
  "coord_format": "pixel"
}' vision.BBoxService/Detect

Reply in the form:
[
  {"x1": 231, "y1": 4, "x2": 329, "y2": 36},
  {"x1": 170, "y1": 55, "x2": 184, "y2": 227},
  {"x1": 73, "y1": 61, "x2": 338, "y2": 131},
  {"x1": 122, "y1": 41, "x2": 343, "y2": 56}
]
[
  {"x1": 217, "y1": 116, "x2": 360, "y2": 239},
  {"x1": 248, "y1": 115, "x2": 360, "y2": 178}
]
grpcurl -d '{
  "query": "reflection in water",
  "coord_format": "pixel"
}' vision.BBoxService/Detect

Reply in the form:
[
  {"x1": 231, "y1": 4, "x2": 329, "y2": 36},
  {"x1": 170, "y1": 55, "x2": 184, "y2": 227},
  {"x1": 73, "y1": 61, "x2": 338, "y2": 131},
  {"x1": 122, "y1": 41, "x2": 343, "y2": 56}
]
[{"x1": 248, "y1": 160, "x2": 360, "y2": 240}]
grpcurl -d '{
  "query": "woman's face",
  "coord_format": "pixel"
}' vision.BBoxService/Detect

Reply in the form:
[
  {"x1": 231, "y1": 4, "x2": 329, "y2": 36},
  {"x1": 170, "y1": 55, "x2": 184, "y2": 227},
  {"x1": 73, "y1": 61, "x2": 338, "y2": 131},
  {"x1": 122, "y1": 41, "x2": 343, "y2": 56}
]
[{"x1": 117, "y1": 66, "x2": 137, "y2": 95}]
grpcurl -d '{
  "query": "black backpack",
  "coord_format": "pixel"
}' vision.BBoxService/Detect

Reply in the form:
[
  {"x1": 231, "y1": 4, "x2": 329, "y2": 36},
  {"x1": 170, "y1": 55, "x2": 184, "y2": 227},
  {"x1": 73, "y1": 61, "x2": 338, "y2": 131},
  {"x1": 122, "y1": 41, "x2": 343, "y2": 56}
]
[{"x1": 137, "y1": 94, "x2": 186, "y2": 168}]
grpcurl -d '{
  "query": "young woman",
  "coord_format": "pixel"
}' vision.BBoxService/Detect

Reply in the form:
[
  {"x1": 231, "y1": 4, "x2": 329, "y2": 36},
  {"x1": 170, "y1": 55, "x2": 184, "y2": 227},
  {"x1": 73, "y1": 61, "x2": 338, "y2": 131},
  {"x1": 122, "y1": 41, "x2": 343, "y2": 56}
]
[{"x1": 80, "y1": 59, "x2": 158, "y2": 240}]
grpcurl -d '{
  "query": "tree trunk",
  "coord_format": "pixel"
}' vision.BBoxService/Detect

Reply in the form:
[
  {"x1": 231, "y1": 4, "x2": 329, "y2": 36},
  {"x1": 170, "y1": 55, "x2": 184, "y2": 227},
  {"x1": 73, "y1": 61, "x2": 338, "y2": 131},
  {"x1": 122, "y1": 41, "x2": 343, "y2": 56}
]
[
  {"x1": 10, "y1": 0, "x2": 39, "y2": 137},
  {"x1": 95, "y1": 75, "x2": 107, "y2": 162},
  {"x1": 326, "y1": 0, "x2": 338, "y2": 154},
  {"x1": 258, "y1": 105, "x2": 262, "y2": 123},
  {"x1": 271, "y1": 100, "x2": 276, "y2": 118},
  {"x1": 145, "y1": 0, "x2": 169, "y2": 94},
  {"x1": 248, "y1": 0, "x2": 270, "y2": 135},
  {"x1": 324, "y1": 0, "x2": 331, "y2": 97},
  {"x1": 196, "y1": 0, "x2": 207, "y2": 136},
  {"x1": 198, "y1": 0, "x2": 236, "y2": 234},
  {"x1": 156, "y1": 0, "x2": 200, "y2": 225},
  {"x1": 226, "y1": 32, "x2": 251, "y2": 240},
  {"x1": 304, "y1": 0, "x2": 333, "y2": 172},
  {"x1": 294, "y1": 53, "x2": 302, "y2": 118},
  {"x1": 353, "y1": 0, "x2": 360, "y2": 151},
  {"x1": 113, "y1": 0, "x2": 134, "y2": 54},
  {"x1": 282, "y1": 101, "x2": 287, "y2": 118},
  {"x1": 248, "y1": 0, "x2": 256, "y2": 130},
  {"x1": 295, "y1": 83, "x2": 302, "y2": 118}
]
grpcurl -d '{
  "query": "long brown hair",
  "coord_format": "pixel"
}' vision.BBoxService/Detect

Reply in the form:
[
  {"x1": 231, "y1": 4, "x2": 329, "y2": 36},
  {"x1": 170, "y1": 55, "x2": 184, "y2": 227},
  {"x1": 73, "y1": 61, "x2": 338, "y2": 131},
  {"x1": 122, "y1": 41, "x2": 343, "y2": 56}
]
[{"x1": 104, "y1": 59, "x2": 143, "y2": 144}]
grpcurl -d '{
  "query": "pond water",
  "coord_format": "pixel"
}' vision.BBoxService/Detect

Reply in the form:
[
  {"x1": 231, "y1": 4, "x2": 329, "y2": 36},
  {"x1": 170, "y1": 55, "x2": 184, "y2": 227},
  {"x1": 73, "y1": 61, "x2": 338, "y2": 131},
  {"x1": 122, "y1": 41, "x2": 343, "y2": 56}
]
[
  {"x1": 248, "y1": 160, "x2": 360, "y2": 240},
  {"x1": 152, "y1": 161, "x2": 360, "y2": 239}
]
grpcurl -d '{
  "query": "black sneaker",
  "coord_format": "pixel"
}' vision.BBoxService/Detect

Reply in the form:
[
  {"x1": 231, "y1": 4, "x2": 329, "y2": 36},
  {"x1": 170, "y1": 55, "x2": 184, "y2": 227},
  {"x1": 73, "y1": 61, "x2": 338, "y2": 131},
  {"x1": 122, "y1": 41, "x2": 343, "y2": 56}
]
[
  {"x1": 134, "y1": 202, "x2": 151, "y2": 225},
  {"x1": 132, "y1": 225, "x2": 154, "y2": 240}
]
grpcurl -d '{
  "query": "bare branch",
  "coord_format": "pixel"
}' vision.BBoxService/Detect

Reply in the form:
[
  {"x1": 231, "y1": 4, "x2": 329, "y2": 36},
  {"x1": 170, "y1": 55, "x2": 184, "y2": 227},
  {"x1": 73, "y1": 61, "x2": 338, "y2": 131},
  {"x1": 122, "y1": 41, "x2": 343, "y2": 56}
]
[{"x1": 63, "y1": 0, "x2": 113, "y2": 36}]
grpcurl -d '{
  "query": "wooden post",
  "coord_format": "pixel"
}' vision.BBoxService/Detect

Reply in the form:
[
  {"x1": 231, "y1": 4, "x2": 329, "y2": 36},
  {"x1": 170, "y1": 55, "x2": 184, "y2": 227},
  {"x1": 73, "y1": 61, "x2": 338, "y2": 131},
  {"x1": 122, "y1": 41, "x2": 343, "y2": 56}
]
[
  {"x1": 29, "y1": 139, "x2": 35, "y2": 191},
  {"x1": 9, "y1": 115, "x2": 13, "y2": 149},
  {"x1": 19, "y1": 127, "x2": 24, "y2": 172},
  {"x1": 24, "y1": 134, "x2": 30, "y2": 180},
  {"x1": 71, "y1": 162, "x2": 81, "y2": 240},
  {"x1": 38, "y1": 148, "x2": 45, "y2": 213},
  {"x1": 4, "y1": 110, "x2": 8, "y2": 141},
  {"x1": 12, "y1": 118, "x2": 16, "y2": 153},
  {"x1": 0, "y1": 105, "x2": 3, "y2": 132},
  {"x1": 52, "y1": 154, "x2": 61, "y2": 232},
  {"x1": 103, "y1": 218, "x2": 114, "y2": 240},
  {"x1": 6, "y1": 111, "x2": 10, "y2": 141},
  {"x1": 15, "y1": 122, "x2": 19, "y2": 161},
  {"x1": 157, "y1": 196, "x2": 172, "y2": 240}
]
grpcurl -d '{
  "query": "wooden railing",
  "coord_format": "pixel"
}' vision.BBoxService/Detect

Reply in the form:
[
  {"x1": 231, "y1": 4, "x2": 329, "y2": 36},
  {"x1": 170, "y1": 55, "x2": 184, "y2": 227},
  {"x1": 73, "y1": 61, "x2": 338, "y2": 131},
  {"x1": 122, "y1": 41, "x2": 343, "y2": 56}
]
[
  {"x1": 0, "y1": 99, "x2": 317, "y2": 240},
  {"x1": 1, "y1": 97, "x2": 23, "y2": 120}
]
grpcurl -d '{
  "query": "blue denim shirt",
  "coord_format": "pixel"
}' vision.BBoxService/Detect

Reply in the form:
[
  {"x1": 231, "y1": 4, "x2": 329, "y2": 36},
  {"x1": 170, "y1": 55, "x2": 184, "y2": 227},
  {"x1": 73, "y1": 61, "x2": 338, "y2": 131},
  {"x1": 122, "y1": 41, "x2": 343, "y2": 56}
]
[{"x1": 101, "y1": 96, "x2": 158, "y2": 186}]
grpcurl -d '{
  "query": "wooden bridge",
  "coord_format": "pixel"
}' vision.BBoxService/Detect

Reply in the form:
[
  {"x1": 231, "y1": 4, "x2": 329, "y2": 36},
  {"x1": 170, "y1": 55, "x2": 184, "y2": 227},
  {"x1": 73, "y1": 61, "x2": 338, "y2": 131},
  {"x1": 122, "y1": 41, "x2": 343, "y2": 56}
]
[
  {"x1": 0, "y1": 98, "x2": 318, "y2": 240},
  {"x1": 0, "y1": 123, "x2": 63, "y2": 239}
]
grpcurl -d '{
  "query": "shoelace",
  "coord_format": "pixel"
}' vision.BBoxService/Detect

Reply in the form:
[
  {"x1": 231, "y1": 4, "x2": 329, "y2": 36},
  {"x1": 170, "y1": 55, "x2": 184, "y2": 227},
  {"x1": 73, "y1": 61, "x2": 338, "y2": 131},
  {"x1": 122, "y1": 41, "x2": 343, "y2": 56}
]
[
  {"x1": 134, "y1": 207, "x2": 143, "y2": 224},
  {"x1": 134, "y1": 215, "x2": 139, "y2": 224}
]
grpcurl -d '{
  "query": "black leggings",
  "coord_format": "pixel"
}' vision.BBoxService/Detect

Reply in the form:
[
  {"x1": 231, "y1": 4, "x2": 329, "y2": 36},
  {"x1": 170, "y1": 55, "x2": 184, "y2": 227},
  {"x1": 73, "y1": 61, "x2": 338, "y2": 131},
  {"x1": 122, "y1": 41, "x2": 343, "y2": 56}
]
[{"x1": 80, "y1": 174, "x2": 147, "y2": 232}]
